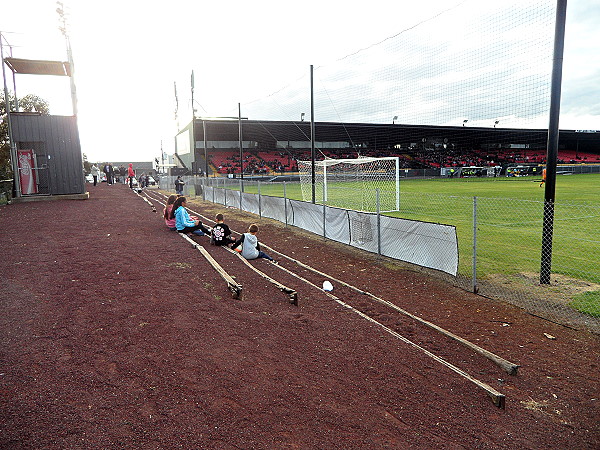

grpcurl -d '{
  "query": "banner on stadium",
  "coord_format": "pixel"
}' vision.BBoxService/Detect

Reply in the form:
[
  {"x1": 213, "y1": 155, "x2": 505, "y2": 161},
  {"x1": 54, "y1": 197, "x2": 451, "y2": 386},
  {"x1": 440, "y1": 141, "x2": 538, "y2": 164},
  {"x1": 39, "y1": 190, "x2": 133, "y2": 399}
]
[{"x1": 18, "y1": 149, "x2": 38, "y2": 195}]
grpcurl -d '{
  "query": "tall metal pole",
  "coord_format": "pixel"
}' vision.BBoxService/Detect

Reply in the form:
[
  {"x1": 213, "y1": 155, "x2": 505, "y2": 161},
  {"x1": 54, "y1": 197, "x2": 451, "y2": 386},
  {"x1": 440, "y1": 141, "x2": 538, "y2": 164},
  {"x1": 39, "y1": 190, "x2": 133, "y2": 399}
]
[
  {"x1": 160, "y1": 140, "x2": 164, "y2": 174},
  {"x1": 0, "y1": 32, "x2": 20, "y2": 197},
  {"x1": 376, "y1": 189, "x2": 381, "y2": 257},
  {"x1": 473, "y1": 196, "x2": 478, "y2": 294},
  {"x1": 190, "y1": 70, "x2": 196, "y2": 175},
  {"x1": 310, "y1": 64, "x2": 316, "y2": 204},
  {"x1": 540, "y1": 0, "x2": 567, "y2": 285},
  {"x1": 8, "y1": 44, "x2": 18, "y2": 111},
  {"x1": 57, "y1": 4, "x2": 78, "y2": 116},
  {"x1": 65, "y1": 35, "x2": 77, "y2": 116},
  {"x1": 283, "y1": 182, "x2": 288, "y2": 227},
  {"x1": 238, "y1": 102, "x2": 244, "y2": 192},
  {"x1": 203, "y1": 119, "x2": 208, "y2": 178}
]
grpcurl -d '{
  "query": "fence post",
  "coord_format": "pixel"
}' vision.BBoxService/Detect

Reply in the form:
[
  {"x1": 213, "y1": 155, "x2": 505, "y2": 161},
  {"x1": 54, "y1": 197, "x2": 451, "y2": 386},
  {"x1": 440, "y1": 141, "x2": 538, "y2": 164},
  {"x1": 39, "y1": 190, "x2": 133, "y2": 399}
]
[
  {"x1": 283, "y1": 182, "x2": 288, "y2": 227},
  {"x1": 376, "y1": 189, "x2": 381, "y2": 256},
  {"x1": 212, "y1": 178, "x2": 215, "y2": 204},
  {"x1": 472, "y1": 196, "x2": 478, "y2": 294},
  {"x1": 323, "y1": 203, "x2": 327, "y2": 239},
  {"x1": 258, "y1": 181, "x2": 262, "y2": 218},
  {"x1": 224, "y1": 184, "x2": 227, "y2": 207},
  {"x1": 322, "y1": 183, "x2": 326, "y2": 239},
  {"x1": 239, "y1": 179, "x2": 243, "y2": 211}
]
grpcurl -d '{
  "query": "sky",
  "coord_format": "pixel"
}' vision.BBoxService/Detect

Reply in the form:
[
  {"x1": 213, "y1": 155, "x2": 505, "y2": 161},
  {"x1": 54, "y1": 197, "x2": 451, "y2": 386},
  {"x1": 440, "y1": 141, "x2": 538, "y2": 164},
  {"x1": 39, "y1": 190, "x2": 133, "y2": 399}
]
[{"x1": 1, "y1": 0, "x2": 599, "y2": 164}]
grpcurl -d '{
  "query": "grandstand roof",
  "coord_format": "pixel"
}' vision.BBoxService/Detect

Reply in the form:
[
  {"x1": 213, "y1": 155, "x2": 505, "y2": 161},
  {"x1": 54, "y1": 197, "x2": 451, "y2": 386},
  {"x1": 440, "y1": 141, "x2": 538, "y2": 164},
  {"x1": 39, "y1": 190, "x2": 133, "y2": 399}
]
[{"x1": 186, "y1": 119, "x2": 600, "y2": 153}]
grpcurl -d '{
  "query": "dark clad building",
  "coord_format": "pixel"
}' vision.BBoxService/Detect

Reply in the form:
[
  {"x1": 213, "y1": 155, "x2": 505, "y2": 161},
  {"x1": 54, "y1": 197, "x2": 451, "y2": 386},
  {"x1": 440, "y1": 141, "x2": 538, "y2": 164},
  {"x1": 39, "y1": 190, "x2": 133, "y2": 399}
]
[{"x1": 11, "y1": 113, "x2": 85, "y2": 196}]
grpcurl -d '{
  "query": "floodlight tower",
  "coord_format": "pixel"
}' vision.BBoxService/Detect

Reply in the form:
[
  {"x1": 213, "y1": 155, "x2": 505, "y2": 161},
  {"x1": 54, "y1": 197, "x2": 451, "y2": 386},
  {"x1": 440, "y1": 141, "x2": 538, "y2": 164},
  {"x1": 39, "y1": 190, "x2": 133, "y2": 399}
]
[
  {"x1": 0, "y1": 32, "x2": 20, "y2": 196},
  {"x1": 56, "y1": 1, "x2": 78, "y2": 116}
]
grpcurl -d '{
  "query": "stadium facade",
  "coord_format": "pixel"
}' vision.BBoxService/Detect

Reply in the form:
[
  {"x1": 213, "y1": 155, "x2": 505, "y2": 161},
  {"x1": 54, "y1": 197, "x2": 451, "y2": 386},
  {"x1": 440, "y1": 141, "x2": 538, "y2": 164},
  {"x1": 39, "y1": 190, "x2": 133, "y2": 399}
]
[{"x1": 174, "y1": 118, "x2": 600, "y2": 176}]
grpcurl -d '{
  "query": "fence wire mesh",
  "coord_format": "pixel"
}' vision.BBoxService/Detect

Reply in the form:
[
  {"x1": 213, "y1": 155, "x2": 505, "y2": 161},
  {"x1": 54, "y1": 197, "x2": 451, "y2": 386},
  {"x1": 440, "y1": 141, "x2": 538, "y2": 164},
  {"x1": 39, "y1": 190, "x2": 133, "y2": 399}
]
[
  {"x1": 396, "y1": 191, "x2": 600, "y2": 333},
  {"x1": 163, "y1": 175, "x2": 600, "y2": 333}
]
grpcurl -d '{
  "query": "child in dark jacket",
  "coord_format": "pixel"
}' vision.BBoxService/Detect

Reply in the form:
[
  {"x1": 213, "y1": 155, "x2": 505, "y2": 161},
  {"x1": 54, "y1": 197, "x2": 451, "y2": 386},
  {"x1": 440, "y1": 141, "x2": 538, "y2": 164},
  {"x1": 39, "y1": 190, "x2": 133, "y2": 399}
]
[
  {"x1": 211, "y1": 213, "x2": 236, "y2": 246},
  {"x1": 231, "y1": 224, "x2": 275, "y2": 261}
]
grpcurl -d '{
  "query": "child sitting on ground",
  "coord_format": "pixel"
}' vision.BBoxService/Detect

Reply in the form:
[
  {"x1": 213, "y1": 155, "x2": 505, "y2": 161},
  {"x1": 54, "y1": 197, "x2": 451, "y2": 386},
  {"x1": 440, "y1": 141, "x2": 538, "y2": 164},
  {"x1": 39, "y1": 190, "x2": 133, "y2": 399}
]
[
  {"x1": 231, "y1": 224, "x2": 275, "y2": 262},
  {"x1": 163, "y1": 194, "x2": 177, "y2": 230},
  {"x1": 169, "y1": 196, "x2": 211, "y2": 236},
  {"x1": 211, "y1": 213, "x2": 236, "y2": 246}
]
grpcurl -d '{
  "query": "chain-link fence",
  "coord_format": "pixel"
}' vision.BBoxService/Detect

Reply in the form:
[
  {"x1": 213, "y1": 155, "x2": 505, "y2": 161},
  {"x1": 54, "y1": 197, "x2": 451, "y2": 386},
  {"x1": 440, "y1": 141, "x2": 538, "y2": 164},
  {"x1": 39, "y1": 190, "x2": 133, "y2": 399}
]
[
  {"x1": 163, "y1": 175, "x2": 600, "y2": 333},
  {"x1": 455, "y1": 196, "x2": 598, "y2": 333}
]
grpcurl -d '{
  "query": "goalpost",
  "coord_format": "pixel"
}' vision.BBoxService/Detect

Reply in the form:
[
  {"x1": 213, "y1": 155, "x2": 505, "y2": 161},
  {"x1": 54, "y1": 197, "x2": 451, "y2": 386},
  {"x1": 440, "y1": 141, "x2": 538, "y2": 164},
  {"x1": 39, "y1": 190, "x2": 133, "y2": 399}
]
[{"x1": 298, "y1": 156, "x2": 400, "y2": 212}]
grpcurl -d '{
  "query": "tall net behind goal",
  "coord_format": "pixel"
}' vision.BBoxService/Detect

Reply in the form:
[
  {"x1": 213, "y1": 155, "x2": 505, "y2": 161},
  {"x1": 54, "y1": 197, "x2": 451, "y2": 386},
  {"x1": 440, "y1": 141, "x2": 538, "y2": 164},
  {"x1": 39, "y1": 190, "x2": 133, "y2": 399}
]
[{"x1": 298, "y1": 157, "x2": 400, "y2": 212}]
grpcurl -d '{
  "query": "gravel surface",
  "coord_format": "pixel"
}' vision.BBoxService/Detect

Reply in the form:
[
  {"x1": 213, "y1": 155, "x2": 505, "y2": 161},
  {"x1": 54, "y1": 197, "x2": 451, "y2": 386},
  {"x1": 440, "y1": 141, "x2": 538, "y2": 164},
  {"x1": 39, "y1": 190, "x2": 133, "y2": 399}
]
[{"x1": 1, "y1": 183, "x2": 598, "y2": 449}]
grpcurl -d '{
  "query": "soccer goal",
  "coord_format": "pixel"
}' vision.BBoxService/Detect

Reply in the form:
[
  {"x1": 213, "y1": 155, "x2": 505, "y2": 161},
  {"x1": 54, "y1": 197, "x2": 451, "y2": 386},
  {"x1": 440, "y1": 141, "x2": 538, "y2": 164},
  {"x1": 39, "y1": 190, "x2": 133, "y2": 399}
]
[{"x1": 298, "y1": 157, "x2": 400, "y2": 212}]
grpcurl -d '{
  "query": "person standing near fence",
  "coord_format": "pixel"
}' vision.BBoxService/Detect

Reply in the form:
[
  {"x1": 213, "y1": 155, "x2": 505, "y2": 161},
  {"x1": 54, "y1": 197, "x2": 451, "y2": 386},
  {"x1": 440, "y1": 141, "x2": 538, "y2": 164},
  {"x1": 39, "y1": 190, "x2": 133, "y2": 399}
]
[
  {"x1": 91, "y1": 164, "x2": 100, "y2": 186},
  {"x1": 103, "y1": 163, "x2": 115, "y2": 185},
  {"x1": 119, "y1": 166, "x2": 127, "y2": 184},
  {"x1": 127, "y1": 163, "x2": 136, "y2": 188},
  {"x1": 103, "y1": 163, "x2": 110, "y2": 184},
  {"x1": 175, "y1": 176, "x2": 185, "y2": 195}
]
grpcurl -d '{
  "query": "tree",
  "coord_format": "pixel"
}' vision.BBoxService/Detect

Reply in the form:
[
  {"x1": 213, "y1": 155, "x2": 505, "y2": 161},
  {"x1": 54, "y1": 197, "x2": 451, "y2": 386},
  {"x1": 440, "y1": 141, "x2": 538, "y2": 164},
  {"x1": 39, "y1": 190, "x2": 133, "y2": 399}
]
[
  {"x1": 0, "y1": 93, "x2": 50, "y2": 181},
  {"x1": 82, "y1": 153, "x2": 92, "y2": 174}
]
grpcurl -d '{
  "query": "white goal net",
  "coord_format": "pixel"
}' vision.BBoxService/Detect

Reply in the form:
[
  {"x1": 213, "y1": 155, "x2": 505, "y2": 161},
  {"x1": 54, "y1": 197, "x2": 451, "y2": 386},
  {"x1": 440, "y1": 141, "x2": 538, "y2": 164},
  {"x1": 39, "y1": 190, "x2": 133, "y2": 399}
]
[{"x1": 298, "y1": 157, "x2": 400, "y2": 212}]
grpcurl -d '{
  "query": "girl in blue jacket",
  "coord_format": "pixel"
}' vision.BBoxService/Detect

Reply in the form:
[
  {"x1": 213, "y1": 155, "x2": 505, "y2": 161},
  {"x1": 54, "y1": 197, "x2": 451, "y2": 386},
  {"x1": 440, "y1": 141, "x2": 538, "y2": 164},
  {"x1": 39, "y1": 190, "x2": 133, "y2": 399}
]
[{"x1": 169, "y1": 196, "x2": 211, "y2": 235}]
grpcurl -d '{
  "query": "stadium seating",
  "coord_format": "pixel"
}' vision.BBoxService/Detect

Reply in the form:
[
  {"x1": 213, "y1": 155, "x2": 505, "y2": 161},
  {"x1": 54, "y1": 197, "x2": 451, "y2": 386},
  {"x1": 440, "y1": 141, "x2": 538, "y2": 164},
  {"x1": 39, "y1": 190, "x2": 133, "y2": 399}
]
[{"x1": 206, "y1": 147, "x2": 600, "y2": 175}]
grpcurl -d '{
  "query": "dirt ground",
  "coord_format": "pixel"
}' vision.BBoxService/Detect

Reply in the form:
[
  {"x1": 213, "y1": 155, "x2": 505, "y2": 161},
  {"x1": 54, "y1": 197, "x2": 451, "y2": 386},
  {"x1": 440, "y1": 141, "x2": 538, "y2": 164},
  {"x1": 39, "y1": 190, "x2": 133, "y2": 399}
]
[{"x1": 0, "y1": 183, "x2": 598, "y2": 449}]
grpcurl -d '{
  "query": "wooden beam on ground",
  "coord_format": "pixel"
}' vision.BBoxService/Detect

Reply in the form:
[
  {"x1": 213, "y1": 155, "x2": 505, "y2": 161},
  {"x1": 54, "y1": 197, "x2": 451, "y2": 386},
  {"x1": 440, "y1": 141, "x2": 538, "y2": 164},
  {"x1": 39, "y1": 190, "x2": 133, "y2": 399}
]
[
  {"x1": 273, "y1": 263, "x2": 506, "y2": 408},
  {"x1": 264, "y1": 245, "x2": 519, "y2": 376},
  {"x1": 180, "y1": 234, "x2": 242, "y2": 299},
  {"x1": 224, "y1": 248, "x2": 298, "y2": 305},
  {"x1": 133, "y1": 189, "x2": 157, "y2": 213}
]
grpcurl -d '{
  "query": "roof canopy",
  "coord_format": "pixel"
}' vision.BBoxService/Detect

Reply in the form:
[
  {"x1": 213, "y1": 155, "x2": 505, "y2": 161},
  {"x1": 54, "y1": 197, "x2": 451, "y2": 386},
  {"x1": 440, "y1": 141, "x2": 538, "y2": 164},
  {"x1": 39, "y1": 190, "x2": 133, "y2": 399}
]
[{"x1": 3, "y1": 57, "x2": 71, "y2": 77}]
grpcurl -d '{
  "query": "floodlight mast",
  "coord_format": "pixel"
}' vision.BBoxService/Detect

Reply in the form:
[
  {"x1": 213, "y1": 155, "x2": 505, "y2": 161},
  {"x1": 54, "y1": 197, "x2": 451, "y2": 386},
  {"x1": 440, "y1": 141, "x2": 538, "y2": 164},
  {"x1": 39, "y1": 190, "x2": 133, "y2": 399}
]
[
  {"x1": 203, "y1": 119, "x2": 207, "y2": 177},
  {"x1": 57, "y1": 2, "x2": 78, "y2": 116},
  {"x1": 6, "y1": 43, "x2": 18, "y2": 111},
  {"x1": 238, "y1": 103, "x2": 244, "y2": 189},
  {"x1": 0, "y1": 31, "x2": 20, "y2": 197},
  {"x1": 160, "y1": 140, "x2": 164, "y2": 174},
  {"x1": 191, "y1": 70, "x2": 196, "y2": 175},
  {"x1": 310, "y1": 64, "x2": 315, "y2": 204},
  {"x1": 540, "y1": 0, "x2": 567, "y2": 285}
]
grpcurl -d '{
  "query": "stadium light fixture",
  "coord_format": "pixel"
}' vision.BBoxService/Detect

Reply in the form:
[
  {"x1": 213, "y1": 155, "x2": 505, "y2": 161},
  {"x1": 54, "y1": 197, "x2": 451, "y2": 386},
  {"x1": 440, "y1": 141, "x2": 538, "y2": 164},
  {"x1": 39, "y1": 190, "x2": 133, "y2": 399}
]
[
  {"x1": 494, "y1": 120, "x2": 500, "y2": 128},
  {"x1": 463, "y1": 119, "x2": 469, "y2": 126},
  {"x1": 301, "y1": 112, "x2": 305, "y2": 122},
  {"x1": 392, "y1": 115, "x2": 398, "y2": 124}
]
